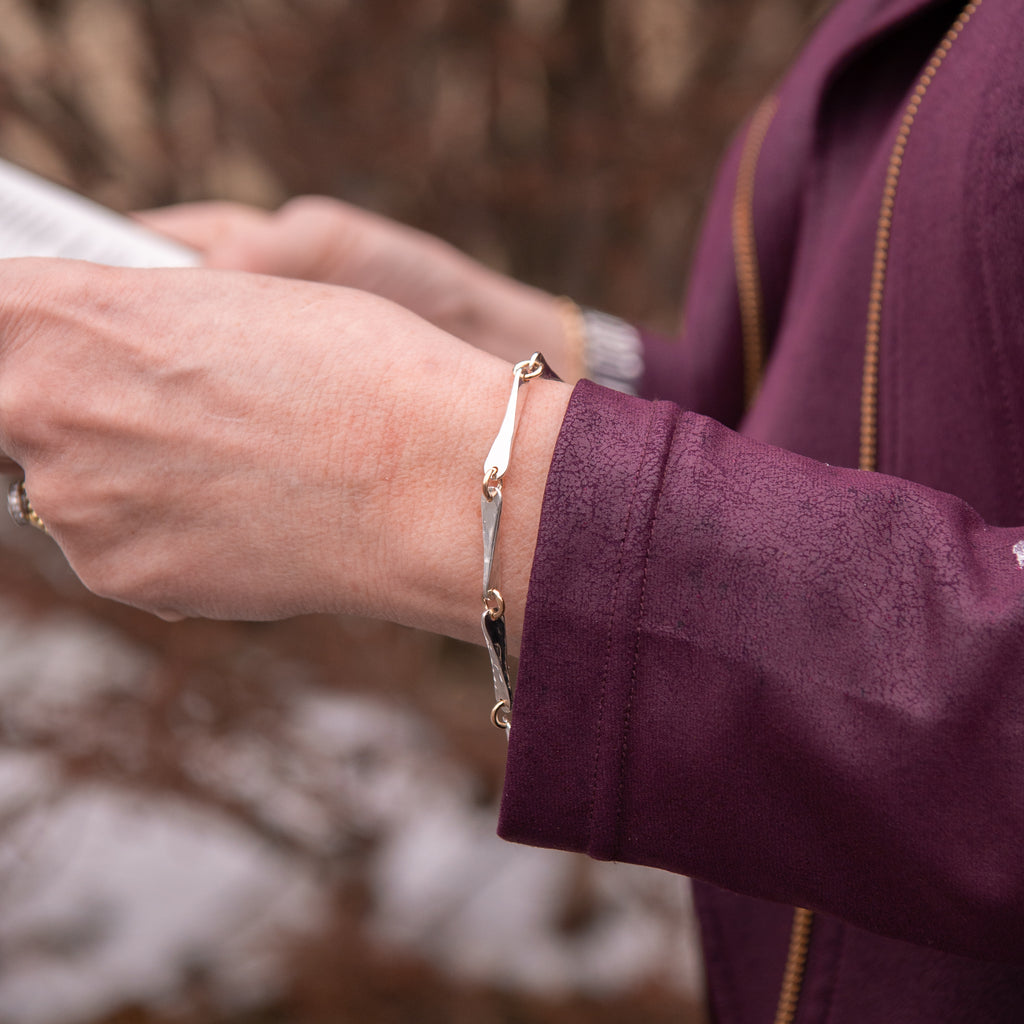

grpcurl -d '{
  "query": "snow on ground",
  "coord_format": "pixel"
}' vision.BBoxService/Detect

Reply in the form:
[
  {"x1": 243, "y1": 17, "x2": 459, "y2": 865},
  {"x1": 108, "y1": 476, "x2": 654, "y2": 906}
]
[
  {"x1": 0, "y1": 770, "x2": 323, "y2": 1024},
  {"x1": 0, "y1": 599, "x2": 705, "y2": 1023}
]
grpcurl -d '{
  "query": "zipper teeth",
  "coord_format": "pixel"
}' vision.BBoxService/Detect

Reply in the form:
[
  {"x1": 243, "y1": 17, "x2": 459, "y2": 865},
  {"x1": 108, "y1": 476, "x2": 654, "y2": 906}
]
[
  {"x1": 733, "y1": 95, "x2": 780, "y2": 410},
  {"x1": 860, "y1": 0, "x2": 981, "y2": 472},
  {"x1": 773, "y1": 907, "x2": 815, "y2": 1024}
]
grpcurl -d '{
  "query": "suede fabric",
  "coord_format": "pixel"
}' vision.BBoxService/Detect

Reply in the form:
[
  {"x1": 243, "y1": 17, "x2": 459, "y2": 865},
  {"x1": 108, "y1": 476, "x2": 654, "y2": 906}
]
[{"x1": 500, "y1": 0, "x2": 1024, "y2": 1019}]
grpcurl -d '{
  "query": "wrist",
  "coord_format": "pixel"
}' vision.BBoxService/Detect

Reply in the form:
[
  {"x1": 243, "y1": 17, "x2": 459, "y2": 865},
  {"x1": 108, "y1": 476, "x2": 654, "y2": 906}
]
[{"x1": 371, "y1": 335, "x2": 571, "y2": 650}]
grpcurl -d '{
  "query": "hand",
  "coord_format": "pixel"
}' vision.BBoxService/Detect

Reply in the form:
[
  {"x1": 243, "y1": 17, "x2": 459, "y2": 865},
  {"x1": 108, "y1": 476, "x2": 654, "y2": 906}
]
[
  {"x1": 136, "y1": 198, "x2": 578, "y2": 378},
  {"x1": 0, "y1": 258, "x2": 570, "y2": 641}
]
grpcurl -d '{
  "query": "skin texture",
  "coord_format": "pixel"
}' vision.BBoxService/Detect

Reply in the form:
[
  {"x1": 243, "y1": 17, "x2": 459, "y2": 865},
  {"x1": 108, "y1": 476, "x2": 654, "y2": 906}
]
[{"x1": 0, "y1": 217, "x2": 572, "y2": 645}]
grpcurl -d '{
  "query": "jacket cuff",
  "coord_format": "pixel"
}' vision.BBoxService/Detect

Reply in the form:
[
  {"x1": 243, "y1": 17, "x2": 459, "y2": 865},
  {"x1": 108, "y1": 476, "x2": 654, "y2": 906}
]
[{"x1": 497, "y1": 379, "x2": 682, "y2": 860}]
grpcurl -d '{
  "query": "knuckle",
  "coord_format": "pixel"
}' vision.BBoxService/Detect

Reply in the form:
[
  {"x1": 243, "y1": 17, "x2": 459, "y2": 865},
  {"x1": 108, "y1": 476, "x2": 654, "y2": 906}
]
[
  {"x1": 0, "y1": 373, "x2": 38, "y2": 439},
  {"x1": 0, "y1": 371, "x2": 81, "y2": 460},
  {"x1": 0, "y1": 393, "x2": 51, "y2": 465},
  {"x1": 20, "y1": 473, "x2": 85, "y2": 538},
  {"x1": 19, "y1": 471, "x2": 58, "y2": 517}
]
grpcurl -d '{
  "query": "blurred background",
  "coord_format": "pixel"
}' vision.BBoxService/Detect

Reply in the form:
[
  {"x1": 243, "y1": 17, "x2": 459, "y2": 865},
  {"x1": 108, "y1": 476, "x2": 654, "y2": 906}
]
[{"x1": 0, "y1": 1, "x2": 824, "y2": 1022}]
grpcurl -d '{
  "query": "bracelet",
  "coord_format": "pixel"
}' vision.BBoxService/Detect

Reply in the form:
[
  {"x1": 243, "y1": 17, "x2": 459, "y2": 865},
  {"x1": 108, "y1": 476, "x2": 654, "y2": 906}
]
[{"x1": 481, "y1": 352, "x2": 559, "y2": 736}]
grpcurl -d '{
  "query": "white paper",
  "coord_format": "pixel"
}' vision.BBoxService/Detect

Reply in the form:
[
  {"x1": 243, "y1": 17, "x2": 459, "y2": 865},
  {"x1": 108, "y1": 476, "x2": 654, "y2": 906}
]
[{"x1": 0, "y1": 158, "x2": 199, "y2": 267}]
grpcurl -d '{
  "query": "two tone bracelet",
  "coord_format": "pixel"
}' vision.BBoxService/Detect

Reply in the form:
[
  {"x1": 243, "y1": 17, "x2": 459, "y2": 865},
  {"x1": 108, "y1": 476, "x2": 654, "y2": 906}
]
[{"x1": 480, "y1": 352, "x2": 558, "y2": 736}]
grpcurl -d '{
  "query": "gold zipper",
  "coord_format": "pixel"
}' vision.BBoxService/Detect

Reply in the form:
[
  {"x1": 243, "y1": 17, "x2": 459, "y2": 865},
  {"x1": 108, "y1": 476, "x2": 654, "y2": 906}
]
[
  {"x1": 773, "y1": 907, "x2": 815, "y2": 1024},
  {"x1": 730, "y1": 2, "x2": 982, "y2": 1019},
  {"x1": 732, "y1": 95, "x2": 780, "y2": 410},
  {"x1": 860, "y1": 0, "x2": 981, "y2": 471}
]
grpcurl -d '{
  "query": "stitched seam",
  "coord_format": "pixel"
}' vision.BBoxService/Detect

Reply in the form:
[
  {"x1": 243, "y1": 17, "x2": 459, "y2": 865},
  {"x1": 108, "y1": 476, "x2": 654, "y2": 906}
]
[
  {"x1": 613, "y1": 406, "x2": 677, "y2": 854},
  {"x1": 585, "y1": 400, "x2": 661, "y2": 847}
]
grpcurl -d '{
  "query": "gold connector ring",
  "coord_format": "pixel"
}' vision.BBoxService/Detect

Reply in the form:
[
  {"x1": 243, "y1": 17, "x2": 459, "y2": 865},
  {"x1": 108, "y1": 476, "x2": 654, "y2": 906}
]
[
  {"x1": 515, "y1": 353, "x2": 545, "y2": 379},
  {"x1": 490, "y1": 699, "x2": 511, "y2": 731},
  {"x1": 484, "y1": 588, "x2": 504, "y2": 620},
  {"x1": 482, "y1": 467, "x2": 501, "y2": 501}
]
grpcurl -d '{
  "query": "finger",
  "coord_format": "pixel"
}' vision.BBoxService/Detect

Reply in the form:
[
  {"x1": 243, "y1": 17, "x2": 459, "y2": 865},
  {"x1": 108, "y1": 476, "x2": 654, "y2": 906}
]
[
  {"x1": 154, "y1": 609, "x2": 186, "y2": 622},
  {"x1": 131, "y1": 202, "x2": 271, "y2": 253}
]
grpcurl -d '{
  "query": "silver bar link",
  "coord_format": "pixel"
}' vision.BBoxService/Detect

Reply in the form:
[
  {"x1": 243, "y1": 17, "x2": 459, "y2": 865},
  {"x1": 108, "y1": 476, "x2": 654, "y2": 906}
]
[
  {"x1": 482, "y1": 609, "x2": 511, "y2": 731},
  {"x1": 481, "y1": 483, "x2": 512, "y2": 733},
  {"x1": 478, "y1": 353, "x2": 555, "y2": 738},
  {"x1": 481, "y1": 485, "x2": 502, "y2": 600}
]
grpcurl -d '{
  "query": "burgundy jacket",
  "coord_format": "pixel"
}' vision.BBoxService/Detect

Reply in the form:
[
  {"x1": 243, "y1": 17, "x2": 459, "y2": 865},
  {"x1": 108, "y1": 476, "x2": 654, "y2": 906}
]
[{"x1": 500, "y1": 0, "x2": 1024, "y2": 1020}]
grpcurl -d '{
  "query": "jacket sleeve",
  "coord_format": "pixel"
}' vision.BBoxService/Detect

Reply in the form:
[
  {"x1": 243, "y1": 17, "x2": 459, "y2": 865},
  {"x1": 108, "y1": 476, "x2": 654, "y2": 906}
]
[{"x1": 499, "y1": 380, "x2": 1024, "y2": 964}]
